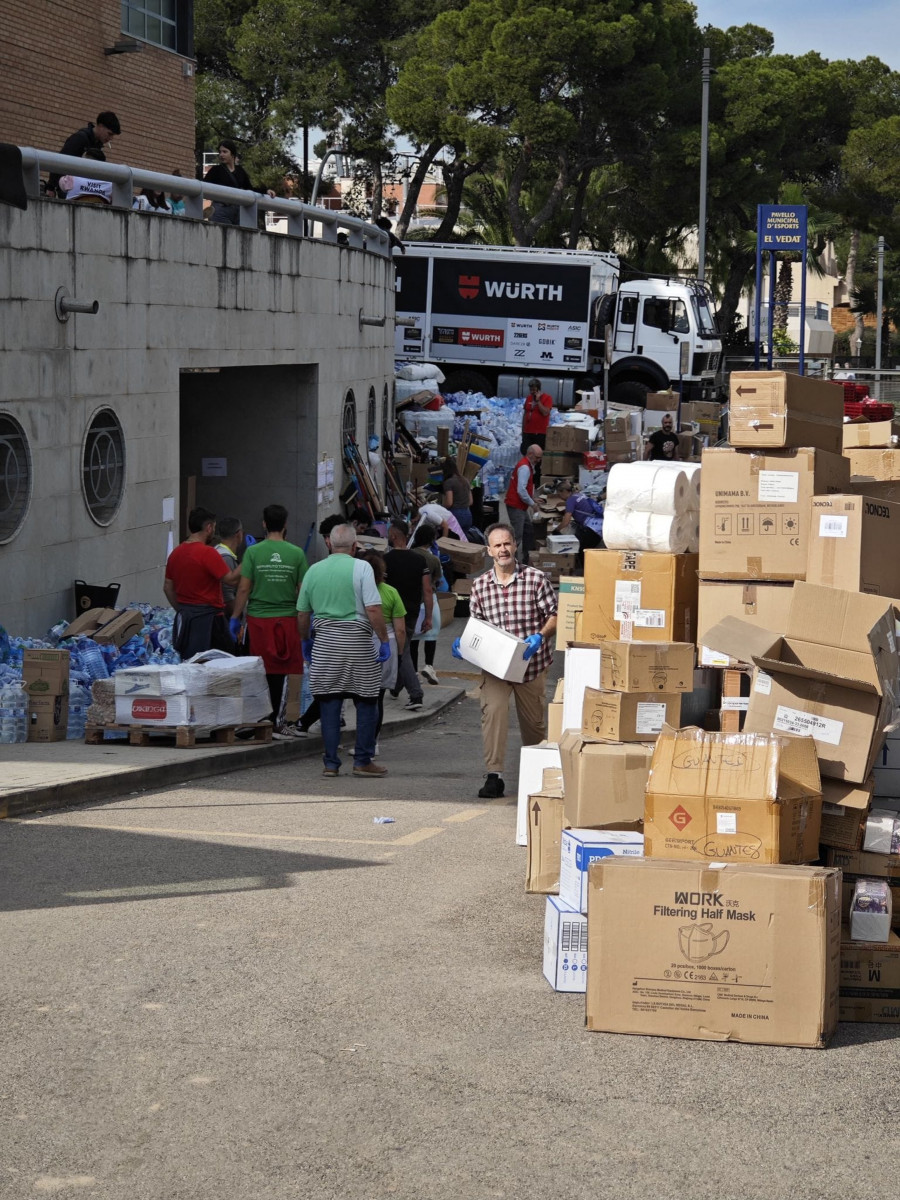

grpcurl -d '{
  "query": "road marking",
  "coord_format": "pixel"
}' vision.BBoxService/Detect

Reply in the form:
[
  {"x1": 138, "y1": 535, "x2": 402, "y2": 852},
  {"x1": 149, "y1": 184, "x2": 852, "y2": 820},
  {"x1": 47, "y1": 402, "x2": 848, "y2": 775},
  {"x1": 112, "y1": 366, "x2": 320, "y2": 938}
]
[
  {"x1": 442, "y1": 809, "x2": 487, "y2": 823},
  {"x1": 391, "y1": 826, "x2": 445, "y2": 846}
]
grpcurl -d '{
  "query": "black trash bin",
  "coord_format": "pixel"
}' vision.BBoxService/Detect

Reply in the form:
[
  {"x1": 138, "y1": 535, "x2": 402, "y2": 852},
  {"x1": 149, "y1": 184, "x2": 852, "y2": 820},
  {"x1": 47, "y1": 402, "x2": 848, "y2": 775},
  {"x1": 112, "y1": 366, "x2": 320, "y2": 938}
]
[{"x1": 73, "y1": 579, "x2": 121, "y2": 615}]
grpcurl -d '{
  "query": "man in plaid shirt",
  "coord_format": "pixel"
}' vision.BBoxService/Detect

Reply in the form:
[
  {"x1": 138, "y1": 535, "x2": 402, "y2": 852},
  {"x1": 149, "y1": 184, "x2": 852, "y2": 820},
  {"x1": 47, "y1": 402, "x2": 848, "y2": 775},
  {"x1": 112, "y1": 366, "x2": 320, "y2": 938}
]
[{"x1": 455, "y1": 522, "x2": 557, "y2": 798}]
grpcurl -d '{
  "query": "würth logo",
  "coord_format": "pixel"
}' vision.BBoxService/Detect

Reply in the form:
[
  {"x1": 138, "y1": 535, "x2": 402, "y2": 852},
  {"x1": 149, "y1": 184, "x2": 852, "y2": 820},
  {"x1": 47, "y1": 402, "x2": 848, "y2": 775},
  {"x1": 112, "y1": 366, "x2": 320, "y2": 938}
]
[
  {"x1": 669, "y1": 805, "x2": 692, "y2": 830},
  {"x1": 459, "y1": 274, "x2": 480, "y2": 300}
]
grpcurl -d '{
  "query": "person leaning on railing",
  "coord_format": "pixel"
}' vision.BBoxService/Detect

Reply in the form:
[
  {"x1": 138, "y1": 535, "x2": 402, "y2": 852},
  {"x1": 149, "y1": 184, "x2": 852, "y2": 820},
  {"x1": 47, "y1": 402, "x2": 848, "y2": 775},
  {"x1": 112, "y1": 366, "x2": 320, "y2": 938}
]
[{"x1": 203, "y1": 139, "x2": 275, "y2": 225}]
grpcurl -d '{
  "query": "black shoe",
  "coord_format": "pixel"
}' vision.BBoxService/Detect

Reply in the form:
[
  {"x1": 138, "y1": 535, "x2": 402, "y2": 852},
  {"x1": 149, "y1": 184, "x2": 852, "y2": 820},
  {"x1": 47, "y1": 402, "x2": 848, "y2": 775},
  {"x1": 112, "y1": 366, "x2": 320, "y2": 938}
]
[{"x1": 478, "y1": 773, "x2": 505, "y2": 799}]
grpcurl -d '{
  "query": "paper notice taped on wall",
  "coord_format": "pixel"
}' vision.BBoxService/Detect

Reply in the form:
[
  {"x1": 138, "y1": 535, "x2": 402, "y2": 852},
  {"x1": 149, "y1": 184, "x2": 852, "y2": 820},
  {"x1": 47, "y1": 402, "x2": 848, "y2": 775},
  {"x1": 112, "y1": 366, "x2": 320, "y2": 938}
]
[
  {"x1": 758, "y1": 470, "x2": 800, "y2": 504},
  {"x1": 773, "y1": 704, "x2": 844, "y2": 746}
]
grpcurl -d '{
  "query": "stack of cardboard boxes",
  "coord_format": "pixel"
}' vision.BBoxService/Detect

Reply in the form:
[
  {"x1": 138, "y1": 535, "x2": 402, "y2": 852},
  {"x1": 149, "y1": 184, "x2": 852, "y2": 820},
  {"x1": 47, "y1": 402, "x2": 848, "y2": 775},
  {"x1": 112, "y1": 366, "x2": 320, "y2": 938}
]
[
  {"x1": 22, "y1": 649, "x2": 70, "y2": 742},
  {"x1": 529, "y1": 369, "x2": 900, "y2": 1044}
]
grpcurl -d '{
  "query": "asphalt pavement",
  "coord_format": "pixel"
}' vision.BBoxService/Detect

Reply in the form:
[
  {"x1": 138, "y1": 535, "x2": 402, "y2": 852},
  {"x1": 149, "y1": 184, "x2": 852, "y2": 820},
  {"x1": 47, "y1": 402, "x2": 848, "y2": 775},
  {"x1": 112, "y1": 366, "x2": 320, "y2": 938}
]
[{"x1": 2, "y1": 665, "x2": 899, "y2": 1200}]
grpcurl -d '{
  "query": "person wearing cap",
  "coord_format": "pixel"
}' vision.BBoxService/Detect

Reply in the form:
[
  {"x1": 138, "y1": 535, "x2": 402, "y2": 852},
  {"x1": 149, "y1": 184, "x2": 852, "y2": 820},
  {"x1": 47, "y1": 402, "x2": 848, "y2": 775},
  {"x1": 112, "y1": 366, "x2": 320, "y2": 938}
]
[
  {"x1": 49, "y1": 112, "x2": 121, "y2": 196},
  {"x1": 520, "y1": 378, "x2": 553, "y2": 454}
]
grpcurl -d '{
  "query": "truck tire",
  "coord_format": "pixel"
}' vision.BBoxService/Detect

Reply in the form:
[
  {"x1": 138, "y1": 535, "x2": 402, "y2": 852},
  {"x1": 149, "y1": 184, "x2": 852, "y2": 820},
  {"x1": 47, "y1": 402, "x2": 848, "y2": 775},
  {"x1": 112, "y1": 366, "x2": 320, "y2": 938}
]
[
  {"x1": 443, "y1": 369, "x2": 493, "y2": 396},
  {"x1": 595, "y1": 292, "x2": 616, "y2": 334},
  {"x1": 610, "y1": 379, "x2": 650, "y2": 407}
]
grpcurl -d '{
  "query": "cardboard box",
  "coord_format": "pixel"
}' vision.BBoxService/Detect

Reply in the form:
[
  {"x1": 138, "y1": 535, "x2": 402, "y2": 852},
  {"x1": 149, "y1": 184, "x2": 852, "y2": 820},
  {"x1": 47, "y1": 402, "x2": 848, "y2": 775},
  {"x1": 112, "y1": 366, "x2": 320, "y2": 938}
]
[
  {"x1": 604, "y1": 411, "x2": 641, "y2": 440},
  {"x1": 546, "y1": 532, "x2": 579, "y2": 555},
  {"x1": 114, "y1": 665, "x2": 188, "y2": 697},
  {"x1": 542, "y1": 897, "x2": 588, "y2": 992},
  {"x1": 436, "y1": 592, "x2": 456, "y2": 628},
  {"x1": 846, "y1": 448, "x2": 900, "y2": 481},
  {"x1": 561, "y1": 645, "x2": 603, "y2": 731},
  {"x1": 604, "y1": 438, "x2": 641, "y2": 465},
  {"x1": 22, "y1": 649, "x2": 70, "y2": 697},
  {"x1": 26, "y1": 693, "x2": 68, "y2": 742},
  {"x1": 458, "y1": 616, "x2": 528, "y2": 684},
  {"x1": 839, "y1": 929, "x2": 900, "y2": 1022},
  {"x1": 546, "y1": 425, "x2": 590, "y2": 453},
  {"x1": 719, "y1": 667, "x2": 750, "y2": 733},
  {"x1": 806, "y1": 493, "x2": 900, "y2": 598},
  {"x1": 820, "y1": 800, "x2": 868, "y2": 852},
  {"x1": 582, "y1": 550, "x2": 699, "y2": 644},
  {"x1": 542, "y1": 451, "x2": 582, "y2": 477},
  {"x1": 728, "y1": 371, "x2": 844, "y2": 453},
  {"x1": 515, "y1": 743, "x2": 562, "y2": 846},
  {"x1": 849, "y1": 879, "x2": 892, "y2": 942},
  {"x1": 843, "y1": 419, "x2": 894, "y2": 450},
  {"x1": 526, "y1": 786, "x2": 567, "y2": 894},
  {"x1": 600, "y1": 640, "x2": 694, "y2": 693},
  {"x1": 681, "y1": 400, "x2": 723, "y2": 429},
  {"x1": 643, "y1": 391, "x2": 679, "y2": 433},
  {"x1": 704, "y1": 582, "x2": 900, "y2": 784},
  {"x1": 644, "y1": 726, "x2": 822, "y2": 864},
  {"x1": 527, "y1": 550, "x2": 577, "y2": 581},
  {"x1": 699, "y1": 447, "x2": 850, "y2": 581},
  {"x1": 114, "y1": 694, "x2": 244, "y2": 726},
  {"x1": 585, "y1": 858, "x2": 841, "y2": 1047},
  {"x1": 558, "y1": 732, "x2": 653, "y2": 829},
  {"x1": 65, "y1": 607, "x2": 119, "y2": 638},
  {"x1": 91, "y1": 609, "x2": 145, "y2": 648},
  {"x1": 547, "y1": 679, "x2": 564, "y2": 743},
  {"x1": 581, "y1": 686, "x2": 681, "y2": 742},
  {"x1": 555, "y1": 576, "x2": 584, "y2": 650},
  {"x1": 436, "y1": 537, "x2": 486, "y2": 574},
  {"x1": 826, "y1": 847, "x2": 900, "y2": 882},
  {"x1": 697, "y1": 581, "x2": 794, "y2": 666},
  {"x1": 559, "y1": 827, "x2": 644, "y2": 912}
]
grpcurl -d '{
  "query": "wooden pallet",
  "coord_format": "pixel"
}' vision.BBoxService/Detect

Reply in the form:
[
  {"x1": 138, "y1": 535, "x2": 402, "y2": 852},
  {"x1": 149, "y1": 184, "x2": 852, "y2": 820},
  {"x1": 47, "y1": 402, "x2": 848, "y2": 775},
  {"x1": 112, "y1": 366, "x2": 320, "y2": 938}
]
[{"x1": 84, "y1": 722, "x2": 273, "y2": 748}]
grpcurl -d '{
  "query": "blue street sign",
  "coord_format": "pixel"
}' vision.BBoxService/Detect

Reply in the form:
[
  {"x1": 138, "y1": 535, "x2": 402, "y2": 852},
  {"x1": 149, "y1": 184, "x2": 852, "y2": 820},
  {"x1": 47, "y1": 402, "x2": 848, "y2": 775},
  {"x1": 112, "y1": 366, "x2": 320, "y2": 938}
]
[{"x1": 758, "y1": 205, "x2": 807, "y2": 250}]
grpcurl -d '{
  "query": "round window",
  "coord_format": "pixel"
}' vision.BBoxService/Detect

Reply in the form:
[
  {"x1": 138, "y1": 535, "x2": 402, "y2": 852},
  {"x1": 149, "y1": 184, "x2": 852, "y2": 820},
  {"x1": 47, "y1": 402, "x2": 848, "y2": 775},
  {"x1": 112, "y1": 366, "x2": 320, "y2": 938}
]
[
  {"x1": 0, "y1": 413, "x2": 32, "y2": 544},
  {"x1": 82, "y1": 408, "x2": 125, "y2": 525}
]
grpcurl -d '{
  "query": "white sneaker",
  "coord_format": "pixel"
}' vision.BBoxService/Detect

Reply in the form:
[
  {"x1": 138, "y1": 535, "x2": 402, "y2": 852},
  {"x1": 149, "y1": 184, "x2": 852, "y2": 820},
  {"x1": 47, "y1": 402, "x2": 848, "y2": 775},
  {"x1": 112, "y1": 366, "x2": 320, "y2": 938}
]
[
  {"x1": 421, "y1": 665, "x2": 439, "y2": 685},
  {"x1": 273, "y1": 723, "x2": 306, "y2": 740}
]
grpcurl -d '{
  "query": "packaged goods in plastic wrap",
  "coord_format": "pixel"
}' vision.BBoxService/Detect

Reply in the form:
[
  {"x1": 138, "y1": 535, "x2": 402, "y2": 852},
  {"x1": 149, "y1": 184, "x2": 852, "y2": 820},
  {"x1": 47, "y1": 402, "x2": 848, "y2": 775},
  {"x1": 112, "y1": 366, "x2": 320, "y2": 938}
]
[{"x1": 112, "y1": 653, "x2": 270, "y2": 725}]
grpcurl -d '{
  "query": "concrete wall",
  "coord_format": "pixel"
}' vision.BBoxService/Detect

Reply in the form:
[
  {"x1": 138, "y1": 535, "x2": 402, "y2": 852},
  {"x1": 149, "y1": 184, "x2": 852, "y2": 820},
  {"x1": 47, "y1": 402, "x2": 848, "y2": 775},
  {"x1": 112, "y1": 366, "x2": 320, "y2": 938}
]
[{"x1": 0, "y1": 200, "x2": 395, "y2": 635}]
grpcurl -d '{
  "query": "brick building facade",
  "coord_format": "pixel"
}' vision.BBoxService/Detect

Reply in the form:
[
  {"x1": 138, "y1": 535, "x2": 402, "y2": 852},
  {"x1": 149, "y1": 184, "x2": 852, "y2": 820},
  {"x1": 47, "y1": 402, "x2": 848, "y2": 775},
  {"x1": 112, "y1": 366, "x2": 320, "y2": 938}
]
[{"x1": 0, "y1": 0, "x2": 195, "y2": 177}]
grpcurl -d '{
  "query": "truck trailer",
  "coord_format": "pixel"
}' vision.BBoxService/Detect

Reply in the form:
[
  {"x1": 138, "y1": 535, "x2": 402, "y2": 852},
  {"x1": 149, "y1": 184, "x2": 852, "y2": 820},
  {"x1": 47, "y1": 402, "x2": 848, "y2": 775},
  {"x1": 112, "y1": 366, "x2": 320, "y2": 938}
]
[{"x1": 394, "y1": 243, "x2": 722, "y2": 406}]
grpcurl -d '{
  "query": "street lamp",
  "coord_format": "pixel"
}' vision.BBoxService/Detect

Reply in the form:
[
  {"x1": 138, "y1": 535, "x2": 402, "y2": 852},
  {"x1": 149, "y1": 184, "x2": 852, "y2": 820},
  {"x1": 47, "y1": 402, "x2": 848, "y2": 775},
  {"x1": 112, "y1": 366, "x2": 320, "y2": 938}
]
[{"x1": 310, "y1": 146, "x2": 348, "y2": 208}]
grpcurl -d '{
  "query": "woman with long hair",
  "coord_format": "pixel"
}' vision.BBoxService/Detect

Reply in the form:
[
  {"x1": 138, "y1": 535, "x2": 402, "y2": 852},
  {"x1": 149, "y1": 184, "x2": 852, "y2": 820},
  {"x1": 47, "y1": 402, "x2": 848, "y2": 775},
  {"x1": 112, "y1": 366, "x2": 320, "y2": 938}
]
[{"x1": 203, "y1": 140, "x2": 275, "y2": 225}]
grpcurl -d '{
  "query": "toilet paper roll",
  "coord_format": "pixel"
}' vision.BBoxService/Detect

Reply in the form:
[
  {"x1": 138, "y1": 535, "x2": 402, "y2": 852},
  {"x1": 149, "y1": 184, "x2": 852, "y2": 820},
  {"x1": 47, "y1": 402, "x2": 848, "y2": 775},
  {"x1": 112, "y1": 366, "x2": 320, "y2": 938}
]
[
  {"x1": 602, "y1": 508, "x2": 692, "y2": 554},
  {"x1": 606, "y1": 462, "x2": 692, "y2": 517},
  {"x1": 680, "y1": 462, "x2": 701, "y2": 506},
  {"x1": 687, "y1": 513, "x2": 700, "y2": 554}
]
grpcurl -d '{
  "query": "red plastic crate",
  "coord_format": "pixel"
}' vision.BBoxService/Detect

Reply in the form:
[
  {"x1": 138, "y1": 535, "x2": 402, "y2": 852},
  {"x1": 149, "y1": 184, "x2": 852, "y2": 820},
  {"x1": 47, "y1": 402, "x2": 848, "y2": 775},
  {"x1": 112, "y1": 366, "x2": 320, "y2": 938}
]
[{"x1": 844, "y1": 399, "x2": 894, "y2": 422}]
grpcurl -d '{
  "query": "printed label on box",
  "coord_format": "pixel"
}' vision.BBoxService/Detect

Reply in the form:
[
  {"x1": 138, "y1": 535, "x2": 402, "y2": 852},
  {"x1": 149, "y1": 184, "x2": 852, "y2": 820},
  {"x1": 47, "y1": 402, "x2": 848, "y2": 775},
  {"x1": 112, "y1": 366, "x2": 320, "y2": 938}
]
[
  {"x1": 754, "y1": 672, "x2": 772, "y2": 695},
  {"x1": 614, "y1": 580, "x2": 641, "y2": 619},
  {"x1": 634, "y1": 609, "x2": 666, "y2": 628},
  {"x1": 700, "y1": 646, "x2": 731, "y2": 668},
  {"x1": 774, "y1": 705, "x2": 844, "y2": 745},
  {"x1": 758, "y1": 470, "x2": 799, "y2": 504},
  {"x1": 635, "y1": 702, "x2": 667, "y2": 734},
  {"x1": 721, "y1": 696, "x2": 749, "y2": 711},
  {"x1": 819, "y1": 515, "x2": 848, "y2": 538},
  {"x1": 716, "y1": 812, "x2": 737, "y2": 834}
]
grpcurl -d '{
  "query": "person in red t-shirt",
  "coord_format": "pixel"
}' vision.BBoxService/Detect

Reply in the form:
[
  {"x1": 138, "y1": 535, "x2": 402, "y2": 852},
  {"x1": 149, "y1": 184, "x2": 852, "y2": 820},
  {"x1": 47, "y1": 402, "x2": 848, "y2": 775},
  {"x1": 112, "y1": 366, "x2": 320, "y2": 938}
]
[
  {"x1": 164, "y1": 506, "x2": 242, "y2": 659},
  {"x1": 520, "y1": 377, "x2": 553, "y2": 454}
]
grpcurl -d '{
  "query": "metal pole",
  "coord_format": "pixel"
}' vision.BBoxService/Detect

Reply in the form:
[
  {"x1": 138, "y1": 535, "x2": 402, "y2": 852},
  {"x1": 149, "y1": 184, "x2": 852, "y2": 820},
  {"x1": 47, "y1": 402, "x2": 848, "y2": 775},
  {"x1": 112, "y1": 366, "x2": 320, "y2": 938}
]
[
  {"x1": 754, "y1": 206, "x2": 763, "y2": 370},
  {"x1": 875, "y1": 234, "x2": 885, "y2": 399},
  {"x1": 697, "y1": 48, "x2": 711, "y2": 283},
  {"x1": 798, "y1": 238, "x2": 808, "y2": 377},
  {"x1": 767, "y1": 251, "x2": 777, "y2": 369}
]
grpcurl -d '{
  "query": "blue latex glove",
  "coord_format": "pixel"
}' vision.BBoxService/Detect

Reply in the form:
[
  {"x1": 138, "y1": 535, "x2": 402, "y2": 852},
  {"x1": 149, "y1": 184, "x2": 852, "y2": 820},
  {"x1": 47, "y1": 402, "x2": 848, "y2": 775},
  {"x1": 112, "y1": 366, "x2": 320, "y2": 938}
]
[
  {"x1": 436, "y1": 575, "x2": 450, "y2": 593},
  {"x1": 302, "y1": 638, "x2": 314, "y2": 662},
  {"x1": 377, "y1": 640, "x2": 392, "y2": 663},
  {"x1": 244, "y1": 534, "x2": 256, "y2": 546},
  {"x1": 523, "y1": 633, "x2": 543, "y2": 661},
  {"x1": 229, "y1": 617, "x2": 243, "y2": 640},
  {"x1": 451, "y1": 637, "x2": 463, "y2": 660}
]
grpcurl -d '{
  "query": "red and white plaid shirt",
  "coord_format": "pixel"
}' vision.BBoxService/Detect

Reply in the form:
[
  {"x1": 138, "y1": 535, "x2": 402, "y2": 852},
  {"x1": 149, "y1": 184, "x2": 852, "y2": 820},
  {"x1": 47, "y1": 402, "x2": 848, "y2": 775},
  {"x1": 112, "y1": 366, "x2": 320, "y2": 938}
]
[{"x1": 470, "y1": 564, "x2": 557, "y2": 680}]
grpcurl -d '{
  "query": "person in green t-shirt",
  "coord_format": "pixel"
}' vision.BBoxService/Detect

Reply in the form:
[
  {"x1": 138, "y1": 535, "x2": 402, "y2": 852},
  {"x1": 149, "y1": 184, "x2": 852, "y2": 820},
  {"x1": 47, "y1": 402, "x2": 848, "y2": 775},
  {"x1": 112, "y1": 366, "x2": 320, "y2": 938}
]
[
  {"x1": 359, "y1": 550, "x2": 407, "y2": 745},
  {"x1": 230, "y1": 504, "x2": 309, "y2": 737}
]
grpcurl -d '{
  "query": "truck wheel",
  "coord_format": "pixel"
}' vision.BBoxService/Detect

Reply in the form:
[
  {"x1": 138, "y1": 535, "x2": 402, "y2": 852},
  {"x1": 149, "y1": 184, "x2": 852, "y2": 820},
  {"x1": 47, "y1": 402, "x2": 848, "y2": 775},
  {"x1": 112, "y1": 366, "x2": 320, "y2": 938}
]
[
  {"x1": 610, "y1": 380, "x2": 650, "y2": 407},
  {"x1": 595, "y1": 292, "x2": 616, "y2": 333},
  {"x1": 443, "y1": 369, "x2": 493, "y2": 396}
]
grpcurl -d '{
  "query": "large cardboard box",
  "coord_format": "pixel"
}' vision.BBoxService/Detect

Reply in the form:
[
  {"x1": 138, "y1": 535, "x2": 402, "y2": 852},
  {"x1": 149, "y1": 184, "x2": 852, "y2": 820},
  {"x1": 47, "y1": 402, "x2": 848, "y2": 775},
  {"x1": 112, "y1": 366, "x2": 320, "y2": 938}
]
[
  {"x1": 559, "y1": 827, "x2": 644, "y2": 912},
  {"x1": 728, "y1": 370, "x2": 844, "y2": 453},
  {"x1": 699, "y1": 447, "x2": 849, "y2": 581},
  {"x1": 26, "y1": 693, "x2": 68, "y2": 742},
  {"x1": 561, "y1": 646, "x2": 603, "y2": 731},
  {"x1": 515, "y1": 743, "x2": 562, "y2": 847},
  {"x1": 542, "y1": 451, "x2": 582, "y2": 476},
  {"x1": 558, "y1": 732, "x2": 653, "y2": 829},
  {"x1": 585, "y1": 858, "x2": 841, "y2": 1047},
  {"x1": 819, "y1": 777, "x2": 874, "y2": 851},
  {"x1": 543, "y1": 897, "x2": 588, "y2": 993},
  {"x1": 436, "y1": 537, "x2": 486, "y2": 574},
  {"x1": 458, "y1": 616, "x2": 529, "y2": 683},
  {"x1": 705, "y1": 583, "x2": 900, "y2": 784},
  {"x1": 643, "y1": 726, "x2": 822, "y2": 864},
  {"x1": 526, "y1": 784, "x2": 567, "y2": 895},
  {"x1": 697, "y1": 581, "x2": 794, "y2": 666},
  {"x1": 581, "y1": 687, "x2": 680, "y2": 742},
  {"x1": 582, "y1": 550, "x2": 699, "y2": 644},
  {"x1": 839, "y1": 930, "x2": 900, "y2": 1022},
  {"x1": 114, "y1": 694, "x2": 243, "y2": 726},
  {"x1": 22, "y1": 649, "x2": 70, "y2": 697},
  {"x1": 65, "y1": 607, "x2": 119, "y2": 638},
  {"x1": 546, "y1": 424, "x2": 590, "y2": 453},
  {"x1": 600, "y1": 640, "x2": 694, "y2": 693},
  {"x1": 555, "y1": 576, "x2": 585, "y2": 650},
  {"x1": 825, "y1": 847, "x2": 900, "y2": 882},
  {"x1": 92, "y1": 609, "x2": 144, "y2": 647},
  {"x1": 806, "y1": 493, "x2": 900, "y2": 598},
  {"x1": 843, "y1": 419, "x2": 894, "y2": 450},
  {"x1": 528, "y1": 550, "x2": 577, "y2": 582},
  {"x1": 643, "y1": 391, "x2": 679, "y2": 433},
  {"x1": 845, "y1": 448, "x2": 900, "y2": 482}
]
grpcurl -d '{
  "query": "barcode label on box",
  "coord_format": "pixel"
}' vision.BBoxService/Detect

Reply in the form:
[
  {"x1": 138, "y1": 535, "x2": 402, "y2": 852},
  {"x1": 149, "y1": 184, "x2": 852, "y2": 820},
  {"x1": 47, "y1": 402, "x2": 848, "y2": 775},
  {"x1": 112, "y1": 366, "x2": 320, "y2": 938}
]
[
  {"x1": 614, "y1": 580, "x2": 641, "y2": 619},
  {"x1": 819, "y1": 515, "x2": 848, "y2": 538},
  {"x1": 754, "y1": 672, "x2": 772, "y2": 695},
  {"x1": 721, "y1": 696, "x2": 749, "y2": 711},
  {"x1": 634, "y1": 609, "x2": 666, "y2": 628},
  {"x1": 774, "y1": 705, "x2": 844, "y2": 745},
  {"x1": 700, "y1": 645, "x2": 731, "y2": 668},
  {"x1": 758, "y1": 470, "x2": 799, "y2": 504},
  {"x1": 635, "y1": 702, "x2": 667, "y2": 734}
]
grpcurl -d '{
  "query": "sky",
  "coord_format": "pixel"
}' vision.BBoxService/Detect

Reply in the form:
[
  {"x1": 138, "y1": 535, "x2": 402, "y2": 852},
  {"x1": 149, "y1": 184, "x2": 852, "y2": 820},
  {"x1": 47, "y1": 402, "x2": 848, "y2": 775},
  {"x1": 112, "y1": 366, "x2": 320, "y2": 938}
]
[{"x1": 692, "y1": 0, "x2": 900, "y2": 71}]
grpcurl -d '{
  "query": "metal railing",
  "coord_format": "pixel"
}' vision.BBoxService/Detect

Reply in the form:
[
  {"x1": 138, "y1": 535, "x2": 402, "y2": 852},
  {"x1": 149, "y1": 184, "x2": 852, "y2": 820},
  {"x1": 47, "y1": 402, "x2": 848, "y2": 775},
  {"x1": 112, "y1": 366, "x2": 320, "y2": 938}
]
[{"x1": 17, "y1": 147, "x2": 391, "y2": 257}]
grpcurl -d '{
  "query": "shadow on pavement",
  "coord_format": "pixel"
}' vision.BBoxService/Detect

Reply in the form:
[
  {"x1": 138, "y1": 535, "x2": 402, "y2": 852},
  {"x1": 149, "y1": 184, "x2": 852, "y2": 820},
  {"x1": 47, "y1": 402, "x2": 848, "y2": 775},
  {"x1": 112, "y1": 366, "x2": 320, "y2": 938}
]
[{"x1": 0, "y1": 822, "x2": 383, "y2": 913}]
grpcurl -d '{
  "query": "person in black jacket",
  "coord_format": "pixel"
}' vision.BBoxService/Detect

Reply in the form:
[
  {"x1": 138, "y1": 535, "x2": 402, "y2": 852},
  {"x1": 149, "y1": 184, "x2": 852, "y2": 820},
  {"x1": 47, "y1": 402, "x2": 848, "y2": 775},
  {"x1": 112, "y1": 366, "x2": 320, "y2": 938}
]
[
  {"x1": 203, "y1": 140, "x2": 275, "y2": 225},
  {"x1": 48, "y1": 111, "x2": 120, "y2": 196}
]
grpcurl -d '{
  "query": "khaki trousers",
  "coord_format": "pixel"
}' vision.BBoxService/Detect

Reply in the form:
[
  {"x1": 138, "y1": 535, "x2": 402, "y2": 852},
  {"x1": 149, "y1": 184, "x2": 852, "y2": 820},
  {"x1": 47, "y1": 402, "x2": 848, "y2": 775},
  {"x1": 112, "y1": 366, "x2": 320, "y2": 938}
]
[{"x1": 479, "y1": 669, "x2": 547, "y2": 775}]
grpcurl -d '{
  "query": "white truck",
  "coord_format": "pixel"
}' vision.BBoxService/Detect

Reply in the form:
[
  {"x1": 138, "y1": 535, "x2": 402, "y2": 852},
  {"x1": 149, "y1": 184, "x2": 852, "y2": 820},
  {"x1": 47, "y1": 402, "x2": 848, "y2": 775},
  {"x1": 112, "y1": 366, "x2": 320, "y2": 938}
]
[{"x1": 394, "y1": 243, "x2": 722, "y2": 406}]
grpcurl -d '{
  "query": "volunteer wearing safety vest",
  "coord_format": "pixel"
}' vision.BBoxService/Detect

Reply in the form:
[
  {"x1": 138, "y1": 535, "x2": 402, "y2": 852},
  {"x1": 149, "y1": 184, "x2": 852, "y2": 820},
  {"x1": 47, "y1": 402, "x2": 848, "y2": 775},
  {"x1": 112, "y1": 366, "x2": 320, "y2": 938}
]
[
  {"x1": 504, "y1": 444, "x2": 542, "y2": 563},
  {"x1": 520, "y1": 378, "x2": 553, "y2": 453}
]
